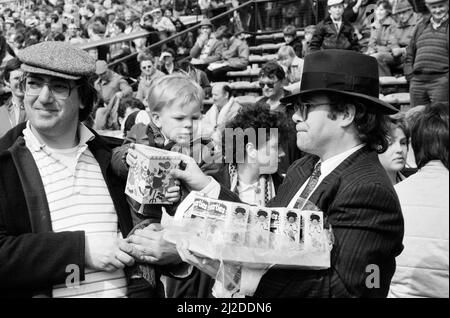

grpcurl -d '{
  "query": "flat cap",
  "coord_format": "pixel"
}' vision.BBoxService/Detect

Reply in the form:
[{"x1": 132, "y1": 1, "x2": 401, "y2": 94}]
[{"x1": 17, "y1": 41, "x2": 96, "y2": 80}]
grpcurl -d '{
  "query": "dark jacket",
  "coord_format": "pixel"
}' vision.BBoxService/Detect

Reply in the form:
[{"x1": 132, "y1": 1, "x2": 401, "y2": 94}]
[
  {"x1": 164, "y1": 163, "x2": 284, "y2": 298},
  {"x1": 0, "y1": 123, "x2": 134, "y2": 298},
  {"x1": 111, "y1": 122, "x2": 217, "y2": 220},
  {"x1": 217, "y1": 146, "x2": 404, "y2": 297},
  {"x1": 287, "y1": 36, "x2": 304, "y2": 58},
  {"x1": 404, "y1": 15, "x2": 449, "y2": 81},
  {"x1": 309, "y1": 16, "x2": 360, "y2": 53}
]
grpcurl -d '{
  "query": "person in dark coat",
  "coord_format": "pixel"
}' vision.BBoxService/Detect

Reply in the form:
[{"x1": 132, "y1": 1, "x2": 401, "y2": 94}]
[
  {"x1": 309, "y1": 0, "x2": 360, "y2": 53},
  {"x1": 283, "y1": 25, "x2": 303, "y2": 57},
  {"x1": 170, "y1": 50, "x2": 404, "y2": 298}
]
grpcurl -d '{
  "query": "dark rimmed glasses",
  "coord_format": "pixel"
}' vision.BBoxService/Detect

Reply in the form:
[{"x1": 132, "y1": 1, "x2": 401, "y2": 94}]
[
  {"x1": 259, "y1": 81, "x2": 277, "y2": 89},
  {"x1": 293, "y1": 102, "x2": 335, "y2": 121},
  {"x1": 22, "y1": 76, "x2": 79, "y2": 100}
]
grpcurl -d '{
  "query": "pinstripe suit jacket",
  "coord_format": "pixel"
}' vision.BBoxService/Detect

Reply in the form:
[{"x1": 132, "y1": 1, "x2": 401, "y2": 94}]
[{"x1": 219, "y1": 146, "x2": 404, "y2": 298}]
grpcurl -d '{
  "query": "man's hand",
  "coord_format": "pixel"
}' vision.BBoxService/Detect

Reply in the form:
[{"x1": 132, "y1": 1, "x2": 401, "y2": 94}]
[
  {"x1": 392, "y1": 47, "x2": 405, "y2": 57},
  {"x1": 165, "y1": 180, "x2": 181, "y2": 203},
  {"x1": 85, "y1": 234, "x2": 135, "y2": 272},
  {"x1": 123, "y1": 224, "x2": 182, "y2": 265},
  {"x1": 170, "y1": 154, "x2": 212, "y2": 192},
  {"x1": 176, "y1": 241, "x2": 220, "y2": 278}
]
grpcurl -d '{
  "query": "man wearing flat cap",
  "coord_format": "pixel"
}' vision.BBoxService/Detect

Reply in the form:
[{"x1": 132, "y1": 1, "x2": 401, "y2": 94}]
[
  {"x1": 167, "y1": 50, "x2": 404, "y2": 298},
  {"x1": 404, "y1": 0, "x2": 449, "y2": 107},
  {"x1": 0, "y1": 41, "x2": 144, "y2": 297}
]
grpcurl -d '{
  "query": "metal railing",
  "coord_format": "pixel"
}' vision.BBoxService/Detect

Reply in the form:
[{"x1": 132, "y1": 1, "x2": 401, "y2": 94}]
[{"x1": 75, "y1": 0, "x2": 321, "y2": 68}]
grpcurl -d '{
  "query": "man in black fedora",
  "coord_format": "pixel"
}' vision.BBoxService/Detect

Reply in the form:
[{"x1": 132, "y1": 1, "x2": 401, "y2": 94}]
[{"x1": 125, "y1": 50, "x2": 405, "y2": 298}]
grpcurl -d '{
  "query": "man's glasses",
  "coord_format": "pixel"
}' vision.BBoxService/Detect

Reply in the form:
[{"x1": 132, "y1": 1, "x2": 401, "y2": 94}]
[
  {"x1": 259, "y1": 81, "x2": 276, "y2": 89},
  {"x1": 22, "y1": 77, "x2": 78, "y2": 100},
  {"x1": 293, "y1": 102, "x2": 335, "y2": 121}
]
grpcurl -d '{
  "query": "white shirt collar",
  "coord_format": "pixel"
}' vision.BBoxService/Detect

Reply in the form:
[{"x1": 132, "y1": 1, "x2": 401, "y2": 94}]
[
  {"x1": 23, "y1": 120, "x2": 95, "y2": 152},
  {"x1": 319, "y1": 143, "x2": 366, "y2": 178}
]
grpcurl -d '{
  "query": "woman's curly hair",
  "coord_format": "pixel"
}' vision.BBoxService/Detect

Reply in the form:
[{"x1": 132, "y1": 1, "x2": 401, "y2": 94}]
[{"x1": 221, "y1": 104, "x2": 290, "y2": 164}]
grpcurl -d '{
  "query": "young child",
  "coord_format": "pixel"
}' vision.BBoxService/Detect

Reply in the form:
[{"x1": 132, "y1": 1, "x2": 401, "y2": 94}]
[{"x1": 111, "y1": 74, "x2": 215, "y2": 297}]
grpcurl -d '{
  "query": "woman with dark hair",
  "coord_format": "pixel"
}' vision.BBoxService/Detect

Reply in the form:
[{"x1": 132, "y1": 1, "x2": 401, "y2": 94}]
[
  {"x1": 164, "y1": 104, "x2": 289, "y2": 298},
  {"x1": 378, "y1": 113, "x2": 410, "y2": 184},
  {"x1": 365, "y1": 0, "x2": 397, "y2": 58},
  {"x1": 389, "y1": 102, "x2": 449, "y2": 298}
]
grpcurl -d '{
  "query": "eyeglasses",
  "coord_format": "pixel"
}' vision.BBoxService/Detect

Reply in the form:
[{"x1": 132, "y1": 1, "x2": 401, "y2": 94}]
[
  {"x1": 293, "y1": 102, "x2": 335, "y2": 121},
  {"x1": 141, "y1": 65, "x2": 153, "y2": 70},
  {"x1": 259, "y1": 81, "x2": 277, "y2": 89},
  {"x1": 23, "y1": 77, "x2": 78, "y2": 100}
]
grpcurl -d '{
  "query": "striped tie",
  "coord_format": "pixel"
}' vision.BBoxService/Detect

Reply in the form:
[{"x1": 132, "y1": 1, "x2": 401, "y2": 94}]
[{"x1": 294, "y1": 162, "x2": 321, "y2": 209}]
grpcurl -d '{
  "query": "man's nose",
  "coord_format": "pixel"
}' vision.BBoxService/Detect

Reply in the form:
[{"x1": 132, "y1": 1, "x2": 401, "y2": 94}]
[
  {"x1": 37, "y1": 84, "x2": 55, "y2": 103},
  {"x1": 292, "y1": 111, "x2": 302, "y2": 123}
]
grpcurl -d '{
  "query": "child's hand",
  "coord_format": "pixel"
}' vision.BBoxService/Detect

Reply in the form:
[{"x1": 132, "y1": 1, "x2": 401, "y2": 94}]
[
  {"x1": 165, "y1": 180, "x2": 181, "y2": 203},
  {"x1": 126, "y1": 144, "x2": 138, "y2": 167}
]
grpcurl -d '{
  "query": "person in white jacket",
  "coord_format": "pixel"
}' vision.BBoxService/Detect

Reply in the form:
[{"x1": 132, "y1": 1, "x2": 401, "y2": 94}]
[
  {"x1": 389, "y1": 102, "x2": 449, "y2": 298},
  {"x1": 197, "y1": 82, "x2": 241, "y2": 143}
]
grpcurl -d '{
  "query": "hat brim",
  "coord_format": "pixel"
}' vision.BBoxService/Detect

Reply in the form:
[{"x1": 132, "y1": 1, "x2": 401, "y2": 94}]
[
  {"x1": 21, "y1": 64, "x2": 81, "y2": 80},
  {"x1": 393, "y1": 6, "x2": 413, "y2": 14},
  {"x1": 280, "y1": 88, "x2": 399, "y2": 115}
]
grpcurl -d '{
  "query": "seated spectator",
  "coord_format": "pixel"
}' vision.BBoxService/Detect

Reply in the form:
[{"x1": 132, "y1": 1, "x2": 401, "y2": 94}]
[
  {"x1": 302, "y1": 25, "x2": 317, "y2": 57},
  {"x1": 174, "y1": 0, "x2": 189, "y2": 17},
  {"x1": 95, "y1": 60, "x2": 133, "y2": 105},
  {"x1": 277, "y1": 45, "x2": 304, "y2": 94},
  {"x1": 389, "y1": 102, "x2": 449, "y2": 298},
  {"x1": 117, "y1": 97, "x2": 149, "y2": 137},
  {"x1": 309, "y1": 0, "x2": 360, "y2": 53},
  {"x1": 135, "y1": 53, "x2": 165, "y2": 107},
  {"x1": 283, "y1": 25, "x2": 303, "y2": 58},
  {"x1": 372, "y1": 0, "x2": 421, "y2": 76},
  {"x1": 139, "y1": 13, "x2": 162, "y2": 55},
  {"x1": 178, "y1": 59, "x2": 212, "y2": 100},
  {"x1": 365, "y1": 1, "x2": 397, "y2": 61},
  {"x1": 164, "y1": 104, "x2": 288, "y2": 298},
  {"x1": 190, "y1": 19, "x2": 224, "y2": 68},
  {"x1": 152, "y1": 7, "x2": 176, "y2": 39},
  {"x1": 159, "y1": 48, "x2": 179, "y2": 75},
  {"x1": 256, "y1": 61, "x2": 287, "y2": 111},
  {"x1": 173, "y1": 18, "x2": 195, "y2": 57},
  {"x1": 0, "y1": 58, "x2": 26, "y2": 139},
  {"x1": 197, "y1": 83, "x2": 242, "y2": 142},
  {"x1": 378, "y1": 114, "x2": 409, "y2": 184},
  {"x1": 207, "y1": 29, "x2": 249, "y2": 82},
  {"x1": 66, "y1": 23, "x2": 85, "y2": 45},
  {"x1": 346, "y1": 0, "x2": 376, "y2": 53}
]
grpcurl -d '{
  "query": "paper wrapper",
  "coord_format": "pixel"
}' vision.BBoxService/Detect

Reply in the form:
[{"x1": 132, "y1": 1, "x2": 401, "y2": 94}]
[
  {"x1": 162, "y1": 191, "x2": 333, "y2": 270},
  {"x1": 125, "y1": 144, "x2": 181, "y2": 205}
]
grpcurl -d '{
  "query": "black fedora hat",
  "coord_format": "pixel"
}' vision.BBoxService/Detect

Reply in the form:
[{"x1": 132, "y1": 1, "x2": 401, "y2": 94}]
[{"x1": 280, "y1": 50, "x2": 398, "y2": 114}]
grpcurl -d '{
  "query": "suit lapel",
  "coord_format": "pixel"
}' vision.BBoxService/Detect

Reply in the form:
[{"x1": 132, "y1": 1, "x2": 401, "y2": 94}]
[
  {"x1": 269, "y1": 156, "x2": 319, "y2": 207},
  {"x1": 308, "y1": 146, "x2": 371, "y2": 214}
]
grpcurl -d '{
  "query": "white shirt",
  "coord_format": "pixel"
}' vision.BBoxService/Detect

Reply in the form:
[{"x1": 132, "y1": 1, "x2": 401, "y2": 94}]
[
  {"x1": 199, "y1": 143, "x2": 366, "y2": 297},
  {"x1": 287, "y1": 143, "x2": 365, "y2": 208}
]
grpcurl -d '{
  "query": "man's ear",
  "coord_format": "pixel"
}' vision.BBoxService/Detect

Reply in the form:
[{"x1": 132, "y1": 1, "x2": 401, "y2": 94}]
[
  {"x1": 151, "y1": 111, "x2": 162, "y2": 129},
  {"x1": 340, "y1": 103, "x2": 356, "y2": 128}
]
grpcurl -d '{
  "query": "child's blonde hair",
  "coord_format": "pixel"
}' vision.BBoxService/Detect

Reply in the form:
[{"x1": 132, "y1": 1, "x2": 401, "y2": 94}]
[{"x1": 147, "y1": 74, "x2": 205, "y2": 112}]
